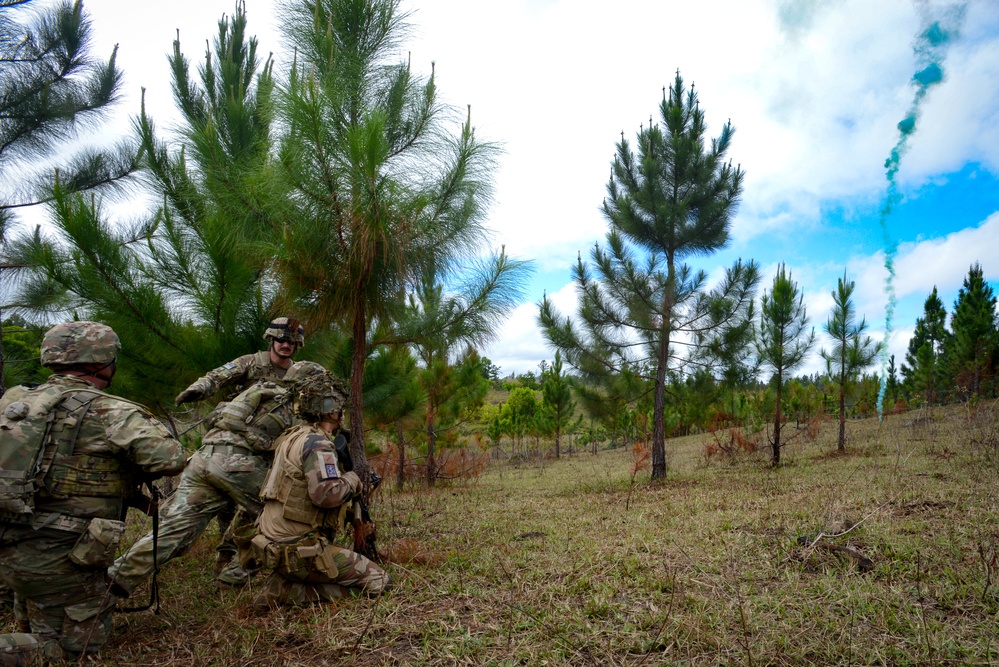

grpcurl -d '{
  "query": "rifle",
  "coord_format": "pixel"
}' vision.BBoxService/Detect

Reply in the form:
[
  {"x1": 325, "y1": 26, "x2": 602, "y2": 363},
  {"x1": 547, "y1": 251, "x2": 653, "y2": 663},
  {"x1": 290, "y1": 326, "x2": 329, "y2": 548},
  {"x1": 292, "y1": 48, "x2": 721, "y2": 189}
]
[
  {"x1": 333, "y1": 432, "x2": 381, "y2": 563},
  {"x1": 117, "y1": 480, "x2": 163, "y2": 614}
]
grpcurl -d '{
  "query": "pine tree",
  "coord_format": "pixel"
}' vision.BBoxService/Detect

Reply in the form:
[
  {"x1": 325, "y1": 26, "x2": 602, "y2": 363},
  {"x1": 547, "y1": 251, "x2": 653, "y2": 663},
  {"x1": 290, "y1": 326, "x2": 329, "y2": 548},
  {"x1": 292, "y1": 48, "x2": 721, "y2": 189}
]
[
  {"x1": 0, "y1": 0, "x2": 133, "y2": 393},
  {"x1": 541, "y1": 351, "x2": 575, "y2": 459},
  {"x1": 885, "y1": 354, "x2": 900, "y2": 404},
  {"x1": 820, "y1": 272, "x2": 881, "y2": 451},
  {"x1": 944, "y1": 263, "x2": 998, "y2": 397},
  {"x1": 901, "y1": 287, "x2": 948, "y2": 404},
  {"x1": 4, "y1": 6, "x2": 277, "y2": 406},
  {"x1": 0, "y1": 0, "x2": 134, "y2": 223},
  {"x1": 394, "y1": 251, "x2": 529, "y2": 485},
  {"x1": 272, "y1": 0, "x2": 499, "y2": 477},
  {"x1": 539, "y1": 72, "x2": 756, "y2": 479},
  {"x1": 756, "y1": 264, "x2": 814, "y2": 465}
]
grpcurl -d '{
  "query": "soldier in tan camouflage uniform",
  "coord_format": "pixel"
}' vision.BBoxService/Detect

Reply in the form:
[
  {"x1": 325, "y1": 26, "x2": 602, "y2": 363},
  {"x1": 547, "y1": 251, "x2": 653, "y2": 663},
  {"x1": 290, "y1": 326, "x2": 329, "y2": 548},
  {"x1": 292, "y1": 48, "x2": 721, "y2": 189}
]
[
  {"x1": 107, "y1": 361, "x2": 328, "y2": 599},
  {"x1": 174, "y1": 316, "x2": 305, "y2": 581},
  {"x1": 0, "y1": 322, "x2": 185, "y2": 665},
  {"x1": 243, "y1": 371, "x2": 390, "y2": 608}
]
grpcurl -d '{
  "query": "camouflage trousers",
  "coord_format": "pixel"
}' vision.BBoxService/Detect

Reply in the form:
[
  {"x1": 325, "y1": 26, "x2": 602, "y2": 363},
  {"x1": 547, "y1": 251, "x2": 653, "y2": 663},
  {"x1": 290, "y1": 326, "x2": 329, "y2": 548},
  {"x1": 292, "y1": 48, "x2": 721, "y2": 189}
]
[
  {"x1": 246, "y1": 534, "x2": 390, "y2": 608},
  {"x1": 108, "y1": 445, "x2": 269, "y2": 596},
  {"x1": 0, "y1": 527, "x2": 115, "y2": 664}
]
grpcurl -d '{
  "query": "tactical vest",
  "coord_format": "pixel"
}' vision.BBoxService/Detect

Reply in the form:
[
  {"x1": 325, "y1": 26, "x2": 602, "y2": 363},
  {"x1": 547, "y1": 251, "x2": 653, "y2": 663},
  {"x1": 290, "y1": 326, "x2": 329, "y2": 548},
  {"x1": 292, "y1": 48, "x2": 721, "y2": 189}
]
[
  {"x1": 0, "y1": 383, "x2": 125, "y2": 518},
  {"x1": 205, "y1": 382, "x2": 293, "y2": 453},
  {"x1": 260, "y1": 424, "x2": 325, "y2": 528}
]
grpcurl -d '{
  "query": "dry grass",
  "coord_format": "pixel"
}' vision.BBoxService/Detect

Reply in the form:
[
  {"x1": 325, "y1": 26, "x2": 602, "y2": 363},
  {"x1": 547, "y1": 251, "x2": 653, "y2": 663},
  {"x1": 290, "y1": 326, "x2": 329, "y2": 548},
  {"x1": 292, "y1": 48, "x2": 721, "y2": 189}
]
[{"x1": 6, "y1": 401, "x2": 999, "y2": 665}]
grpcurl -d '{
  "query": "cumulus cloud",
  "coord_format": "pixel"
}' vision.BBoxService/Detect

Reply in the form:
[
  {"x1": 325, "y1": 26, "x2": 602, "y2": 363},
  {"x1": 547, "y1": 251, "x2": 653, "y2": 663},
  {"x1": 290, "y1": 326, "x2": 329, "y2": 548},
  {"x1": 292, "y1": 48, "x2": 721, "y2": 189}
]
[{"x1": 72, "y1": 0, "x2": 999, "y2": 380}]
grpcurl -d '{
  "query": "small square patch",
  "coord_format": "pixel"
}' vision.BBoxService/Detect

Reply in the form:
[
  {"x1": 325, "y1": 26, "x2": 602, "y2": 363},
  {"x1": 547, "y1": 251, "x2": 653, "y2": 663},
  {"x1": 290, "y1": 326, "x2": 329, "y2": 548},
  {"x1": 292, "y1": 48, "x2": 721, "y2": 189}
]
[{"x1": 317, "y1": 451, "x2": 340, "y2": 480}]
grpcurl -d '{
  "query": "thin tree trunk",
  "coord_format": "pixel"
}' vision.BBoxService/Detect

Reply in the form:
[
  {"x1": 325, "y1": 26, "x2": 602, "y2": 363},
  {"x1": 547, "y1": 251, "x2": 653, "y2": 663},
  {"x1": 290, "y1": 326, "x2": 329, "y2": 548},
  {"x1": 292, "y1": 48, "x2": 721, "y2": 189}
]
[
  {"x1": 837, "y1": 384, "x2": 846, "y2": 452},
  {"x1": 426, "y1": 402, "x2": 436, "y2": 487},
  {"x1": 396, "y1": 420, "x2": 405, "y2": 491},
  {"x1": 349, "y1": 299, "x2": 370, "y2": 479},
  {"x1": 773, "y1": 369, "x2": 783, "y2": 466},
  {"x1": 651, "y1": 332, "x2": 669, "y2": 479},
  {"x1": 0, "y1": 272, "x2": 5, "y2": 397},
  {"x1": 554, "y1": 425, "x2": 561, "y2": 459}
]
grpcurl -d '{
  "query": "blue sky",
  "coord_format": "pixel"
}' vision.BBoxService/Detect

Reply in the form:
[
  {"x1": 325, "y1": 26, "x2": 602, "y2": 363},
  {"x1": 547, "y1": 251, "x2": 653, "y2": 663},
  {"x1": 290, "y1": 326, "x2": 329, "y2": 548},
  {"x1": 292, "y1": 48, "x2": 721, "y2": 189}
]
[{"x1": 51, "y1": 0, "x2": 999, "y2": 377}]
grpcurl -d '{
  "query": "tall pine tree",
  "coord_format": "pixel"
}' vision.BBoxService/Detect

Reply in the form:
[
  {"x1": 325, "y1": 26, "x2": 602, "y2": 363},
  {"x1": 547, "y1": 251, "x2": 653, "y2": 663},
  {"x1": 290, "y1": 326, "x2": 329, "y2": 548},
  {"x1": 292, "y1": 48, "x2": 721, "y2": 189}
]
[
  {"x1": 756, "y1": 264, "x2": 814, "y2": 466},
  {"x1": 820, "y1": 272, "x2": 880, "y2": 451},
  {"x1": 944, "y1": 263, "x2": 998, "y2": 398},
  {"x1": 271, "y1": 0, "x2": 501, "y2": 477},
  {"x1": 540, "y1": 72, "x2": 756, "y2": 479},
  {"x1": 901, "y1": 287, "x2": 948, "y2": 404}
]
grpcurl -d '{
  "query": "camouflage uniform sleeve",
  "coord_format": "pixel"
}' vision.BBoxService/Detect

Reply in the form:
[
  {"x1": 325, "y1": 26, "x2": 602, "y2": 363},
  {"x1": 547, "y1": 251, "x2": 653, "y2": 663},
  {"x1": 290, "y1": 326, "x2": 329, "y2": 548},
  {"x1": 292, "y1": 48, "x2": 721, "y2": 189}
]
[
  {"x1": 182, "y1": 353, "x2": 257, "y2": 400},
  {"x1": 101, "y1": 400, "x2": 186, "y2": 478},
  {"x1": 301, "y1": 431, "x2": 361, "y2": 508}
]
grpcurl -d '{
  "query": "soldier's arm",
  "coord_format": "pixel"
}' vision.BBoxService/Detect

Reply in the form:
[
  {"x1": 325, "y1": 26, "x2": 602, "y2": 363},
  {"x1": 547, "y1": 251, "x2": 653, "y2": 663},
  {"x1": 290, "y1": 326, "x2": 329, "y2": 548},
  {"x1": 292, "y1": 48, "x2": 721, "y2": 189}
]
[
  {"x1": 103, "y1": 403, "x2": 187, "y2": 478},
  {"x1": 301, "y1": 432, "x2": 361, "y2": 508},
  {"x1": 175, "y1": 354, "x2": 256, "y2": 404}
]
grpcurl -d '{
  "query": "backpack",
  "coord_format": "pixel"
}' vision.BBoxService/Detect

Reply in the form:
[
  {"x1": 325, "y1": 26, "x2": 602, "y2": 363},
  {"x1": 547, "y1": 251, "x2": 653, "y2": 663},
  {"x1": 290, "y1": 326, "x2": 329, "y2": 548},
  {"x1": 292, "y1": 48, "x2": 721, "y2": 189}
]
[{"x1": 0, "y1": 384, "x2": 96, "y2": 517}]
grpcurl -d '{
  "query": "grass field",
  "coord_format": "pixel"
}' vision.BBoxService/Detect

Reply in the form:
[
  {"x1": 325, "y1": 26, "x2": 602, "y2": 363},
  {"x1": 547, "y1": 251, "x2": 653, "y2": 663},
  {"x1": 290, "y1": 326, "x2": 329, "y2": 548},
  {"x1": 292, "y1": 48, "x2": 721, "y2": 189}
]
[{"x1": 6, "y1": 401, "x2": 999, "y2": 665}]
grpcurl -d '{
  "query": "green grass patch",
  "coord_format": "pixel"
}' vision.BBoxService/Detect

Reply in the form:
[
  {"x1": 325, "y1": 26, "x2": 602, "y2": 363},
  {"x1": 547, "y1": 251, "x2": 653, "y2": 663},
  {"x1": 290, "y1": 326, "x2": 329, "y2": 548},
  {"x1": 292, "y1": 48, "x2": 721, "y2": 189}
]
[{"x1": 5, "y1": 403, "x2": 999, "y2": 664}]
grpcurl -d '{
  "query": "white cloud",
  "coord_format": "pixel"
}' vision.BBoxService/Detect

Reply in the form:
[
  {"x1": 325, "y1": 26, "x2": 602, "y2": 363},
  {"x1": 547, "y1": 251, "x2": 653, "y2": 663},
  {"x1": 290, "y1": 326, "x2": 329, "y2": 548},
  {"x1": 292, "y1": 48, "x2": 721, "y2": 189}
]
[{"x1": 54, "y1": 0, "x2": 999, "y2": 383}]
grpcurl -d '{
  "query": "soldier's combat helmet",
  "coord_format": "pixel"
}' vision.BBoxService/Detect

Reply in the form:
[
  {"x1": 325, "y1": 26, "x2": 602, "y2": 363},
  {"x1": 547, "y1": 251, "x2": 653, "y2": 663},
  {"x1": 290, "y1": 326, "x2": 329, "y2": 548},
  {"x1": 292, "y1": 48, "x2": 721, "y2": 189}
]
[
  {"x1": 292, "y1": 371, "x2": 349, "y2": 420},
  {"x1": 263, "y1": 317, "x2": 305, "y2": 347},
  {"x1": 40, "y1": 321, "x2": 121, "y2": 367},
  {"x1": 282, "y1": 360, "x2": 327, "y2": 383}
]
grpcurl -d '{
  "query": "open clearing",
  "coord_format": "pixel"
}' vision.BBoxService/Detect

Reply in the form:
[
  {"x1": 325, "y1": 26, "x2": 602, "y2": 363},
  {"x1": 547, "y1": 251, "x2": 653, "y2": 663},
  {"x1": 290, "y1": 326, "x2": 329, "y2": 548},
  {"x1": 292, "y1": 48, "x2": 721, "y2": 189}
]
[{"x1": 5, "y1": 402, "x2": 999, "y2": 665}]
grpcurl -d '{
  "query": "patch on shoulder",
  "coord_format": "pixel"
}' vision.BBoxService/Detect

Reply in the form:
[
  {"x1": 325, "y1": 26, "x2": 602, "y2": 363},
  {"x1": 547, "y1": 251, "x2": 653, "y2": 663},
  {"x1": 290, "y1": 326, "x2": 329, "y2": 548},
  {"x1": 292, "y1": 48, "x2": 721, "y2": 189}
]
[
  {"x1": 317, "y1": 451, "x2": 340, "y2": 479},
  {"x1": 221, "y1": 362, "x2": 238, "y2": 371}
]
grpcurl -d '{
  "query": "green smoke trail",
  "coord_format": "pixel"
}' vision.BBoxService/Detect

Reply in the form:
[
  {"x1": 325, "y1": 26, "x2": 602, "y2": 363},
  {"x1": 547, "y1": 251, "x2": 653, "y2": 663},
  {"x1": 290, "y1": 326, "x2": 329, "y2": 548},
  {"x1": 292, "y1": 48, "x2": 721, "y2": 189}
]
[{"x1": 877, "y1": 7, "x2": 964, "y2": 420}]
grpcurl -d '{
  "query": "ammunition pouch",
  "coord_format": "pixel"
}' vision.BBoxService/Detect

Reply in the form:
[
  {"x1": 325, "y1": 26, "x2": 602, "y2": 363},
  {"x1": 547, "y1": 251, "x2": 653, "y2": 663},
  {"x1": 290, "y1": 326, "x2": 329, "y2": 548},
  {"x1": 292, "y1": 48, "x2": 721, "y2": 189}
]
[
  {"x1": 68, "y1": 517, "x2": 125, "y2": 569},
  {"x1": 233, "y1": 522, "x2": 264, "y2": 570},
  {"x1": 245, "y1": 533, "x2": 338, "y2": 581}
]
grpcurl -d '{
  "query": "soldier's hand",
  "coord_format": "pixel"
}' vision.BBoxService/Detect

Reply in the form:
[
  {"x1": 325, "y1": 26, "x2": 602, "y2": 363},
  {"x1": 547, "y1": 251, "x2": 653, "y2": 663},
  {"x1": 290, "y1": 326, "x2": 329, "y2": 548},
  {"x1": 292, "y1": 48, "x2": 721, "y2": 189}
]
[
  {"x1": 175, "y1": 388, "x2": 201, "y2": 406},
  {"x1": 342, "y1": 471, "x2": 363, "y2": 497},
  {"x1": 368, "y1": 471, "x2": 382, "y2": 490}
]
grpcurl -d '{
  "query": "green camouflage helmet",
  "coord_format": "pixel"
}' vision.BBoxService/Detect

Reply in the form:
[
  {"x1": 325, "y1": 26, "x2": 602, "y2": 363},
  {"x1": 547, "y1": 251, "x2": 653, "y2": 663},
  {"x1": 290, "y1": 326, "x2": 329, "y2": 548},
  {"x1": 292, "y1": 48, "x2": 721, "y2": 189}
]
[
  {"x1": 263, "y1": 317, "x2": 305, "y2": 347},
  {"x1": 292, "y1": 371, "x2": 349, "y2": 420},
  {"x1": 40, "y1": 321, "x2": 121, "y2": 367},
  {"x1": 282, "y1": 360, "x2": 327, "y2": 383}
]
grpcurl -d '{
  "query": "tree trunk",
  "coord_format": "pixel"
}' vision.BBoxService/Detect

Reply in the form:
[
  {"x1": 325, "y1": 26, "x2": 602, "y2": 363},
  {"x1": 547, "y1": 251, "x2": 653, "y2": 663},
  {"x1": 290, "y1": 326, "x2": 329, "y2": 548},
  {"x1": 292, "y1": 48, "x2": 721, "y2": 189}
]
[
  {"x1": 773, "y1": 369, "x2": 783, "y2": 466},
  {"x1": 650, "y1": 331, "x2": 670, "y2": 479},
  {"x1": 396, "y1": 420, "x2": 405, "y2": 491},
  {"x1": 426, "y1": 402, "x2": 436, "y2": 487},
  {"x1": 349, "y1": 299, "x2": 370, "y2": 478},
  {"x1": 554, "y1": 424, "x2": 561, "y2": 459},
  {"x1": 837, "y1": 383, "x2": 846, "y2": 452}
]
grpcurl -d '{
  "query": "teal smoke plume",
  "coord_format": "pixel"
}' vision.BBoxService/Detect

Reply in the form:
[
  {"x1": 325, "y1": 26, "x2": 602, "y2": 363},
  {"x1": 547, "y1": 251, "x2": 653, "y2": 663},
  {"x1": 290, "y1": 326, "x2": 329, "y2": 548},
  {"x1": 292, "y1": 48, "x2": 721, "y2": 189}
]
[{"x1": 877, "y1": 7, "x2": 964, "y2": 420}]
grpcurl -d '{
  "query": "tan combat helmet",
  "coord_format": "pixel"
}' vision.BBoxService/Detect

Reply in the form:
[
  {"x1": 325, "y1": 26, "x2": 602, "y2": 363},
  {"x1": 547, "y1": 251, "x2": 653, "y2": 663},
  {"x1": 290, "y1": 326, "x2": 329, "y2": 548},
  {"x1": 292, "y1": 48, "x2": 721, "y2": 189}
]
[
  {"x1": 263, "y1": 317, "x2": 305, "y2": 347},
  {"x1": 292, "y1": 371, "x2": 349, "y2": 420},
  {"x1": 40, "y1": 321, "x2": 121, "y2": 367}
]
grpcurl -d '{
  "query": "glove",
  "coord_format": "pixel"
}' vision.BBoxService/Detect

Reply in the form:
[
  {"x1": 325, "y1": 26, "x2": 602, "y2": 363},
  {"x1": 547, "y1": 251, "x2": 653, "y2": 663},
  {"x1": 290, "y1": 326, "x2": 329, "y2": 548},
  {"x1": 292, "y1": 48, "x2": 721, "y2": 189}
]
[
  {"x1": 175, "y1": 388, "x2": 202, "y2": 406},
  {"x1": 368, "y1": 471, "x2": 382, "y2": 490}
]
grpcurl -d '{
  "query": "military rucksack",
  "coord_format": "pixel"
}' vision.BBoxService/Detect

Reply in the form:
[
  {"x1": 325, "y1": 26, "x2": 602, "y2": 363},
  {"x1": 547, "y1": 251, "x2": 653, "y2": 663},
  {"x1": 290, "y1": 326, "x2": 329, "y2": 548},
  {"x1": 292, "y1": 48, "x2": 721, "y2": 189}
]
[
  {"x1": 0, "y1": 383, "x2": 97, "y2": 517},
  {"x1": 211, "y1": 382, "x2": 291, "y2": 452}
]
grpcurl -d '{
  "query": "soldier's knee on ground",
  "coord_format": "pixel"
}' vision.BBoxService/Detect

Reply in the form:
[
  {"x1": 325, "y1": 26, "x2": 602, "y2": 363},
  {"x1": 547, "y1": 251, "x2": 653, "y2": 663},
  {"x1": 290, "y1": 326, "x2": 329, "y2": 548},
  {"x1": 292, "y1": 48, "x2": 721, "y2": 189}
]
[
  {"x1": 364, "y1": 568, "x2": 392, "y2": 596},
  {"x1": 57, "y1": 600, "x2": 113, "y2": 657}
]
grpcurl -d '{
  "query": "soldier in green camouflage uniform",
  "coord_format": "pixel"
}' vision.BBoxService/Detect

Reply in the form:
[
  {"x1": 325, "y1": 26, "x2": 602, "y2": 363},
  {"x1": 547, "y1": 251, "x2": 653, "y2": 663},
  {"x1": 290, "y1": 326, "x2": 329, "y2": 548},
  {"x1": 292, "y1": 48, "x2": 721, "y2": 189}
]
[
  {"x1": 108, "y1": 362, "x2": 327, "y2": 598},
  {"x1": 174, "y1": 317, "x2": 306, "y2": 406},
  {"x1": 244, "y1": 372, "x2": 390, "y2": 608},
  {"x1": 0, "y1": 322, "x2": 185, "y2": 665},
  {"x1": 174, "y1": 317, "x2": 305, "y2": 581}
]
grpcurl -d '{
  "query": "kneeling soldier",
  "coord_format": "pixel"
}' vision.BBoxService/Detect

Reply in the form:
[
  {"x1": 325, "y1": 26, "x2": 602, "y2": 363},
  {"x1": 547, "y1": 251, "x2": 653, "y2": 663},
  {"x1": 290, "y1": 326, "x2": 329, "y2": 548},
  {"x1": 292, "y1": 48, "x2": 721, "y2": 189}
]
[
  {"x1": 0, "y1": 322, "x2": 185, "y2": 664},
  {"x1": 108, "y1": 361, "x2": 328, "y2": 598},
  {"x1": 244, "y1": 371, "x2": 390, "y2": 608}
]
